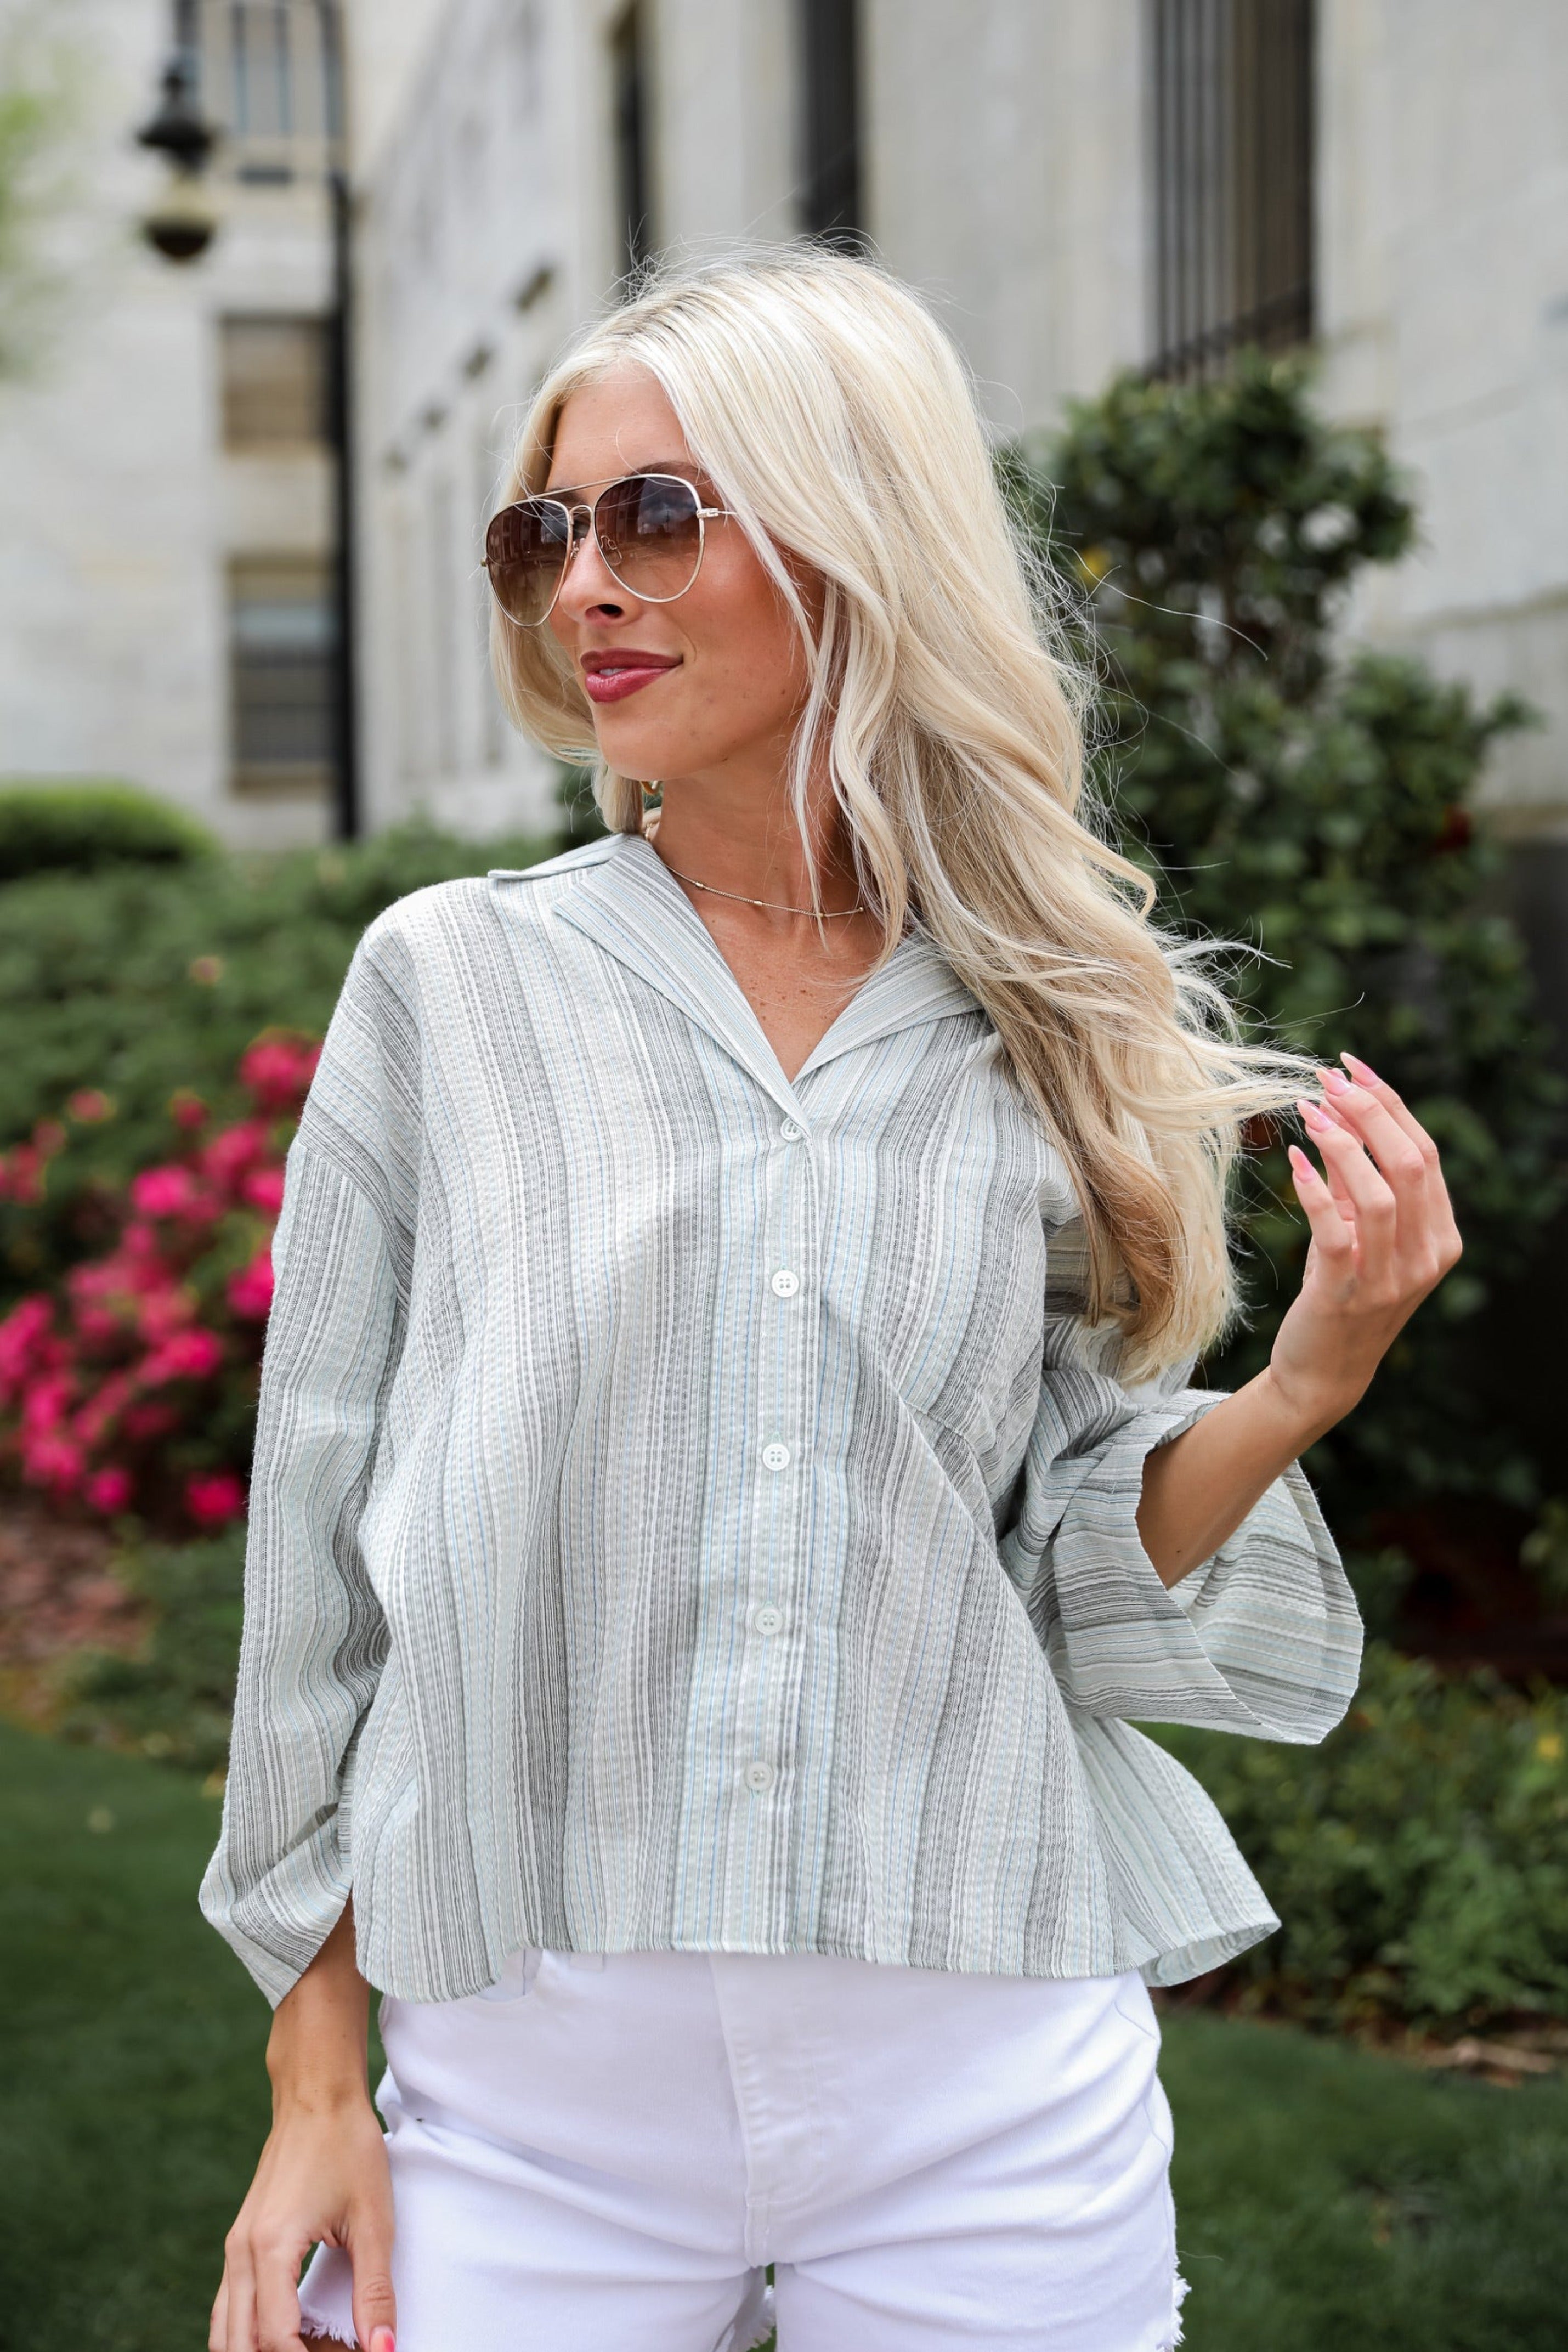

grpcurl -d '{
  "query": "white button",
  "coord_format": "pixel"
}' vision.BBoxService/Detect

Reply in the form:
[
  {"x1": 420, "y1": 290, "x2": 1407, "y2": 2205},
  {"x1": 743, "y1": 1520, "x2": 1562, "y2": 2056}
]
[
  {"x1": 780, "y1": 1117, "x2": 805, "y2": 1141},
  {"x1": 754, "y1": 1605, "x2": 784, "y2": 1635},
  {"x1": 744, "y1": 1760, "x2": 777, "y2": 1793},
  {"x1": 761, "y1": 1439, "x2": 791, "y2": 1471},
  {"x1": 770, "y1": 1269, "x2": 800, "y2": 1298}
]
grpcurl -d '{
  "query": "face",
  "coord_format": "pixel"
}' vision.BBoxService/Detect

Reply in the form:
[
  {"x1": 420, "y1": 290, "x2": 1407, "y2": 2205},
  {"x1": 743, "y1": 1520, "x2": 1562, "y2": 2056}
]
[{"x1": 542, "y1": 364, "x2": 814, "y2": 789}]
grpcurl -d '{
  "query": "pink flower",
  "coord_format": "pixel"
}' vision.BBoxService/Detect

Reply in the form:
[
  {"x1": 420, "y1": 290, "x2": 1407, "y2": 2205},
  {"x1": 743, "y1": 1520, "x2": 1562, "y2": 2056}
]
[
  {"x1": 32, "y1": 1118, "x2": 67, "y2": 1158},
  {"x1": 73, "y1": 1371, "x2": 133, "y2": 1446},
  {"x1": 122, "y1": 1400, "x2": 177, "y2": 1440},
  {"x1": 130, "y1": 1163, "x2": 201, "y2": 1218},
  {"x1": 135, "y1": 1283, "x2": 197, "y2": 1343},
  {"x1": 1, "y1": 1143, "x2": 43, "y2": 1203},
  {"x1": 239, "y1": 1034, "x2": 320, "y2": 1113},
  {"x1": 21, "y1": 1371, "x2": 75, "y2": 1436},
  {"x1": 185, "y1": 1468, "x2": 246, "y2": 1525},
  {"x1": 198, "y1": 1119, "x2": 271, "y2": 1194},
  {"x1": 241, "y1": 1164, "x2": 286, "y2": 1215},
  {"x1": 138, "y1": 1326, "x2": 224, "y2": 1386},
  {"x1": 83, "y1": 1464, "x2": 134, "y2": 1514},
  {"x1": 168, "y1": 1089, "x2": 209, "y2": 1130},
  {"x1": 227, "y1": 1251, "x2": 275, "y2": 1319},
  {"x1": 22, "y1": 1431, "x2": 85, "y2": 1492},
  {"x1": 0, "y1": 1297, "x2": 56, "y2": 1394},
  {"x1": 66, "y1": 1088, "x2": 115, "y2": 1123}
]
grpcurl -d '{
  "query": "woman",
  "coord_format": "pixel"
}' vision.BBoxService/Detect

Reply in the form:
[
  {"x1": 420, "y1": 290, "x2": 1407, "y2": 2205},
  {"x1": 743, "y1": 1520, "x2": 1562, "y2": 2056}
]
[{"x1": 203, "y1": 250, "x2": 1459, "y2": 2352}]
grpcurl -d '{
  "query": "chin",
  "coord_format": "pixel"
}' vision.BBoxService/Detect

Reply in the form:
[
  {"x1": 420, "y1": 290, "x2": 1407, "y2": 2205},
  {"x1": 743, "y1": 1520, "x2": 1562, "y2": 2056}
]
[{"x1": 593, "y1": 717, "x2": 699, "y2": 781}]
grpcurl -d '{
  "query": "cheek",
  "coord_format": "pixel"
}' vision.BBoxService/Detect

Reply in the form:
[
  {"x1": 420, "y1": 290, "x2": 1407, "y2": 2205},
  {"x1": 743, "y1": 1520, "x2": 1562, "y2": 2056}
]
[{"x1": 696, "y1": 566, "x2": 810, "y2": 716}]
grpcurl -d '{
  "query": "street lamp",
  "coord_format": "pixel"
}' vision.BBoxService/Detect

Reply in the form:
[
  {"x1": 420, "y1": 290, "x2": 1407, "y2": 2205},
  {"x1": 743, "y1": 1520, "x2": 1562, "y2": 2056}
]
[
  {"x1": 135, "y1": 1, "x2": 361, "y2": 845},
  {"x1": 136, "y1": 4, "x2": 220, "y2": 261}
]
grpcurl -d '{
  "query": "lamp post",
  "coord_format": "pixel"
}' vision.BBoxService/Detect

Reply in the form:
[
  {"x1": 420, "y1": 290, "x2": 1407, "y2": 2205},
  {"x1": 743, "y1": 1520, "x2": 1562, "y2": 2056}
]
[
  {"x1": 135, "y1": 0, "x2": 219, "y2": 259},
  {"x1": 136, "y1": 0, "x2": 361, "y2": 843}
]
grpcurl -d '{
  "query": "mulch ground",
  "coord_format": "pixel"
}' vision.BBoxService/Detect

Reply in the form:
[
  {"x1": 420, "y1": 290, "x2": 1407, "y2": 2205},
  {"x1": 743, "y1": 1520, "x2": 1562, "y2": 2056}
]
[{"x1": 0, "y1": 1497, "x2": 145, "y2": 1728}]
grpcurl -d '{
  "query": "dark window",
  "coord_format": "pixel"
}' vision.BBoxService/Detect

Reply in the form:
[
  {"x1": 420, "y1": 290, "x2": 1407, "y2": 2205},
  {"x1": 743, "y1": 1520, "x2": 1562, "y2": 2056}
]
[
  {"x1": 229, "y1": 561, "x2": 336, "y2": 791},
  {"x1": 1147, "y1": 0, "x2": 1314, "y2": 380},
  {"x1": 192, "y1": 0, "x2": 343, "y2": 176},
  {"x1": 220, "y1": 315, "x2": 329, "y2": 448},
  {"x1": 610, "y1": 4, "x2": 653, "y2": 284},
  {"x1": 797, "y1": 0, "x2": 863, "y2": 246}
]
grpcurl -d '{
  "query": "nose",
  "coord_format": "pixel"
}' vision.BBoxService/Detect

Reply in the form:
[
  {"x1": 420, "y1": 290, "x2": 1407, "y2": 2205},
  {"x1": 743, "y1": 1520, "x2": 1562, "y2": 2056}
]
[{"x1": 552, "y1": 511, "x2": 635, "y2": 624}]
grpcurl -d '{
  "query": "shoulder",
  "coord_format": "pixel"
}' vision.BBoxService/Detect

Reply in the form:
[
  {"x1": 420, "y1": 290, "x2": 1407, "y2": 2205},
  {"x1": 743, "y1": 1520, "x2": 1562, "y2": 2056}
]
[
  {"x1": 350, "y1": 835, "x2": 622, "y2": 975},
  {"x1": 485, "y1": 831, "x2": 625, "y2": 931}
]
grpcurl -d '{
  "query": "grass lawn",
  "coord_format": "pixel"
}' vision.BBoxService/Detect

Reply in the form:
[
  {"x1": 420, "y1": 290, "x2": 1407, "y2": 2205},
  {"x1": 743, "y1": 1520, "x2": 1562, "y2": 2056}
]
[{"x1": 2, "y1": 1718, "x2": 1564, "y2": 2352}]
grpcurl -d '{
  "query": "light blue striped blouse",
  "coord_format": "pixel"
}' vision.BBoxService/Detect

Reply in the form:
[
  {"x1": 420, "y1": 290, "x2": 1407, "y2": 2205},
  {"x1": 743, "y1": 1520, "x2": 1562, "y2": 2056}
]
[{"x1": 199, "y1": 829, "x2": 1362, "y2": 2007}]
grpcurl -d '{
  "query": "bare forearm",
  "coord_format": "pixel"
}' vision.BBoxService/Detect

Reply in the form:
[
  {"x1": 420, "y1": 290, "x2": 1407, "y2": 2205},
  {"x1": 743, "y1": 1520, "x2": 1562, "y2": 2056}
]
[
  {"x1": 1135, "y1": 1366, "x2": 1348, "y2": 1588},
  {"x1": 264, "y1": 1896, "x2": 372, "y2": 2116}
]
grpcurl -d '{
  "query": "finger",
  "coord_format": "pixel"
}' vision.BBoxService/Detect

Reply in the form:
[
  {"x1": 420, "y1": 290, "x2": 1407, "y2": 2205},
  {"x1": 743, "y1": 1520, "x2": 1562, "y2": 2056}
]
[
  {"x1": 1339, "y1": 1053, "x2": 1435, "y2": 1158},
  {"x1": 349, "y1": 2209, "x2": 399, "y2": 2352},
  {"x1": 1300, "y1": 1090, "x2": 1361, "y2": 1217},
  {"x1": 210, "y1": 2271, "x2": 229, "y2": 2352},
  {"x1": 1317, "y1": 1070, "x2": 1430, "y2": 1209},
  {"x1": 251, "y1": 2225, "x2": 313, "y2": 2352},
  {"x1": 1320, "y1": 1067, "x2": 1464, "y2": 1279},
  {"x1": 1340, "y1": 1053, "x2": 1464, "y2": 1260},
  {"x1": 222, "y1": 2241, "x2": 257, "y2": 2352},
  {"x1": 1288, "y1": 1146, "x2": 1356, "y2": 1267},
  {"x1": 1297, "y1": 1100, "x2": 1398, "y2": 1267}
]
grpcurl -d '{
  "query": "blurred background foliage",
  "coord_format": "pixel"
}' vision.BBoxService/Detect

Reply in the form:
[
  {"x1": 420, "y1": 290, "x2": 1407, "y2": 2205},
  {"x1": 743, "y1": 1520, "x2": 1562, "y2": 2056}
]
[
  {"x1": 0, "y1": 809, "x2": 554, "y2": 1302},
  {"x1": 1010, "y1": 353, "x2": 1566, "y2": 1568}
]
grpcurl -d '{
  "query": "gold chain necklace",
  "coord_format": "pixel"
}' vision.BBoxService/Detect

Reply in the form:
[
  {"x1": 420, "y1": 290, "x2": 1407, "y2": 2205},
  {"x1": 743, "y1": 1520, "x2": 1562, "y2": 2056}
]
[{"x1": 658, "y1": 860, "x2": 869, "y2": 917}]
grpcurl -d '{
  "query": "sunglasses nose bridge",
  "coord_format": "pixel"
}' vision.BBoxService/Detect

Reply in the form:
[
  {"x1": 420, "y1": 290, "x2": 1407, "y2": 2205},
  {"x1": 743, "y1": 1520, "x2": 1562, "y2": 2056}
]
[{"x1": 552, "y1": 496, "x2": 629, "y2": 611}]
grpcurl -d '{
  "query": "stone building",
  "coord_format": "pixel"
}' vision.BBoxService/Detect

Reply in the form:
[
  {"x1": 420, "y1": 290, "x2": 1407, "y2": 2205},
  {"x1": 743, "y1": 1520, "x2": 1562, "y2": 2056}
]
[
  {"x1": 2, "y1": 0, "x2": 1565, "y2": 984},
  {"x1": 350, "y1": 0, "x2": 1568, "y2": 924},
  {"x1": 0, "y1": 0, "x2": 344, "y2": 850}
]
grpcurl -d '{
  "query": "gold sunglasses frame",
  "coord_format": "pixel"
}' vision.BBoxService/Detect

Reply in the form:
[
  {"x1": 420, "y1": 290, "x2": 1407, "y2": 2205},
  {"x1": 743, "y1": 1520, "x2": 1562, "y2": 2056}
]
[{"x1": 482, "y1": 470, "x2": 732, "y2": 628}]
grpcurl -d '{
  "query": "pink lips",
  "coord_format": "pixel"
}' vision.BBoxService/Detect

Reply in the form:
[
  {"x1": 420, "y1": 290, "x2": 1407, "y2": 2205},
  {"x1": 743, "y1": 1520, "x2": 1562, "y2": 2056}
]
[{"x1": 581, "y1": 651, "x2": 681, "y2": 705}]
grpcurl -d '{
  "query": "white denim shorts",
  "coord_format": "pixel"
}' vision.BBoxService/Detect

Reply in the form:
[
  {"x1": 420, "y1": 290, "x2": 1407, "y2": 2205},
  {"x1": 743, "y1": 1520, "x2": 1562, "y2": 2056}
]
[{"x1": 298, "y1": 1946, "x2": 1186, "y2": 2352}]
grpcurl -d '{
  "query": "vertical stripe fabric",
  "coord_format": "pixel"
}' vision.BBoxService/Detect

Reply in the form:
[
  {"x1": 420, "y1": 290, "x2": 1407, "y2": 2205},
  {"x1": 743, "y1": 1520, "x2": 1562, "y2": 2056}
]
[{"x1": 199, "y1": 830, "x2": 1362, "y2": 2007}]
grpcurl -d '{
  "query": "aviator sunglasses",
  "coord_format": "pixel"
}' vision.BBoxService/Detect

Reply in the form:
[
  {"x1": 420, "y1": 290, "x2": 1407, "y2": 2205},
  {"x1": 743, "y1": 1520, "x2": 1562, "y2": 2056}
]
[{"x1": 483, "y1": 471, "x2": 732, "y2": 628}]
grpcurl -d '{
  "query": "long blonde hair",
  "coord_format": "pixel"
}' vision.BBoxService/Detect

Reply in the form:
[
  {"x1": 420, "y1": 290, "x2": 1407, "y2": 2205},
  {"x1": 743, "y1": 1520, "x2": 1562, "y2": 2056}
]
[{"x1": 491, "y1": 247, "x2": 1306, "y2": 1378}]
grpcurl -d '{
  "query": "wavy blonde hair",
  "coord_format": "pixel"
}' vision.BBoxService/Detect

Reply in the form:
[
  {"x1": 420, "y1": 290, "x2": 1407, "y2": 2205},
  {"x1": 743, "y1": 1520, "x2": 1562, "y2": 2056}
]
[{"x1": 490, "y1": 247, "x2": 1307, "y2": 1378}]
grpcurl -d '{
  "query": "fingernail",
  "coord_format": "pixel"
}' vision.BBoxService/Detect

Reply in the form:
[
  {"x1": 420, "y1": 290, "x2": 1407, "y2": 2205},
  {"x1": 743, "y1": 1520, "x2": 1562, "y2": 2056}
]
[
  {"x1": 1341, "y1": 1051, "x2": 1379, "y2": 1084},
  {"x1": 1287, "y1": 1145, "x2": 1318, "y2": 1181},
  {"x1": 1317, "y1": 1065, "x2": 1351, "y2": 1095},
  {"x1": 370, "y1": 2331, "x2": 395, "y2": 2352},
  {"x1": 1297, "y1": 1097, "x2": 1330, "y2": 1129}
]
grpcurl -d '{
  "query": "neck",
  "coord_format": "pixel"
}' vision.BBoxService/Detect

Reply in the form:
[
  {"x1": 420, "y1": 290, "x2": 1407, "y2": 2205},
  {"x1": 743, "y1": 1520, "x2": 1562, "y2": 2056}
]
[{"x1": 641, "y1": 746, "x2": 863, "y2": 921}]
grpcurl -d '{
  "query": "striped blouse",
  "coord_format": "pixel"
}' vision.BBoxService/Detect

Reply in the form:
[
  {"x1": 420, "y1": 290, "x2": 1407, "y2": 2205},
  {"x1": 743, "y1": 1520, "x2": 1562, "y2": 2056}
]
[{"x1": 199, "y1": 828, "x2": 1362, "y2": 2008}]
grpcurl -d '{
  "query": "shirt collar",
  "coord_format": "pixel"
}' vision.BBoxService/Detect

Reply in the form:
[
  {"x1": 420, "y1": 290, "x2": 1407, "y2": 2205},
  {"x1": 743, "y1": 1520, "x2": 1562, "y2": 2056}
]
[{"x1": 493, "y1": 830, "x2": 983, "y2": 1120}]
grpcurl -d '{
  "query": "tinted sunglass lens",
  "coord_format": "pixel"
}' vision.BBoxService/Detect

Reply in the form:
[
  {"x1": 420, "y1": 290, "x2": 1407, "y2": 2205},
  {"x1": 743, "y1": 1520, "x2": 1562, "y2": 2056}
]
[
  {"x1": 486, "y1": 501, "x2": 573, "y2": 624},
  {"x1": 595, "y1": 476, "x2": 704, "y2": 600}
]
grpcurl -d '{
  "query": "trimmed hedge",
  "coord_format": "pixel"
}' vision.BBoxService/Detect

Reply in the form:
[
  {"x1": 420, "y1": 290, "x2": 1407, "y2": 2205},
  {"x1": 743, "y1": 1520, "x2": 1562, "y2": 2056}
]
[{"x1": 0, "y1": 782, "x2": 219, "y2": 879}]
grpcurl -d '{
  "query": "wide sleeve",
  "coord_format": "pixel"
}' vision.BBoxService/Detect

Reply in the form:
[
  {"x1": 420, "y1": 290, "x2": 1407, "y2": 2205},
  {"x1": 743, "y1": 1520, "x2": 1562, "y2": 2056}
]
[
  {"x1": 198, "y1": 931, "x2": 416, "y2": 2004},
  {"x1": 996, "y1": 1220, "x2": 1362, "y2": 1745}
]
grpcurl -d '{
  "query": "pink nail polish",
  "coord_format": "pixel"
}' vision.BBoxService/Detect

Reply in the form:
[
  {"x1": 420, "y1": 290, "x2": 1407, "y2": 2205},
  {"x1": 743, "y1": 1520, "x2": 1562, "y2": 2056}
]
[
  {"x1": 1318, "y1": 1066, "x2": 1351, "y2": 1095},
  {"x1": 1297, "y1": 1098, "x2": 1329, "y2": 1129},
  {"x1": 1341, "y1": 1051, "x2": 1379, "y2": 1084},
  {"x1": 1287, "y1": 1145, "x2": 1316, "y2": 1180}
]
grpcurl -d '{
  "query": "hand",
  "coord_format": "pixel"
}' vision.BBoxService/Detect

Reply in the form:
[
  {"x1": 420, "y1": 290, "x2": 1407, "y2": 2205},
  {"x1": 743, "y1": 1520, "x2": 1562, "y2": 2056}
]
[
  {"x1": 210, "y1": 2091, "x2": 396, "y2": 2352},
  {"x1": 1270, "y1": 1051, "x2": 1463, "y2": 1435}
]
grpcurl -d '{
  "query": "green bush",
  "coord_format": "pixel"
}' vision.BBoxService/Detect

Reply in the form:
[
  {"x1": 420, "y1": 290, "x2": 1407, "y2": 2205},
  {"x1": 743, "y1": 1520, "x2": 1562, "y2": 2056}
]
[
  {"x1": 0, "y1": 814, "x2": 555, "y2": 1305},
  {"x1": 1011, "y1": 355, "x2": 1566, "y2": 1540},
  {"x1": 0, "y1": 782, "x2": 219, "y2": 879},
  {"x1": 59, "y1": 1525, "x2": 246, "y2": 1776},
  {"x1": 1154, "y1": 1641, "x2": 1568, "y2": 2032}
]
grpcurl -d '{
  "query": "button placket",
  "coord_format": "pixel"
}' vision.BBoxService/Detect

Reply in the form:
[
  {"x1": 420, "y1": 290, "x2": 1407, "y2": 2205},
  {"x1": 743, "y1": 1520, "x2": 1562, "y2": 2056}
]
[{"x1": 728, "y1": 1100, "x2": 820, "y2": 1907}]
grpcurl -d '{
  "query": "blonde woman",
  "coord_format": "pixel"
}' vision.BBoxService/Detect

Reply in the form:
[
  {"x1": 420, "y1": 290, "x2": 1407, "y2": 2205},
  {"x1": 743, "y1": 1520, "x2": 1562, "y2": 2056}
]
[{"x1": 203, "y1": 250, "x2": 1459, "y2": 2352}]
